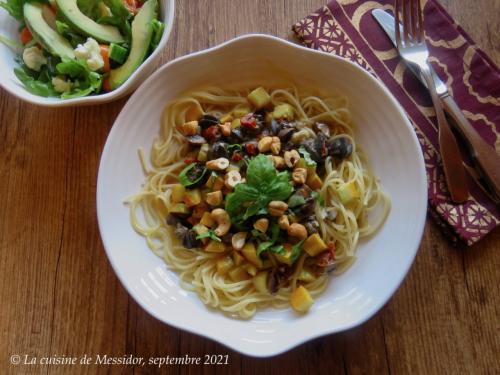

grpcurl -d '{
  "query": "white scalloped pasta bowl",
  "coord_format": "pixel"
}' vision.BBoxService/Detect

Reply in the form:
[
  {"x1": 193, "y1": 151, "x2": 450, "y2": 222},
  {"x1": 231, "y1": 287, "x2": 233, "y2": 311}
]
[
  {"x1": 0, "y1": 0, "x2": 174, "y2": 107},
  {"x1": 97, "y1": 34, "x2": 427, "y2": 357}
]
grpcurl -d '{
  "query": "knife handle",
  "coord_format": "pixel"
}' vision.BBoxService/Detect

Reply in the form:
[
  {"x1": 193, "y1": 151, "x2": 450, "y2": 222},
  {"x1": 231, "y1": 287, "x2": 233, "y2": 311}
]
[{"x1": 442, "y1": 95, "x2": 500, "y2": 202}]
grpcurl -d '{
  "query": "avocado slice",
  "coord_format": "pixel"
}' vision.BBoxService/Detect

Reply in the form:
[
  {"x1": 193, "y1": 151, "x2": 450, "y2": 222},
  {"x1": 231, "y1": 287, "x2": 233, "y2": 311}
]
[
  {"x1": 109, "y1": 0, "x2": 157, "y2": 90},
  {"x1": 55, "y1": 0, "x2": 125, "y2": 44},
  {"x1": 23, "y1": 3, "x2": 75, "y2": 59}
]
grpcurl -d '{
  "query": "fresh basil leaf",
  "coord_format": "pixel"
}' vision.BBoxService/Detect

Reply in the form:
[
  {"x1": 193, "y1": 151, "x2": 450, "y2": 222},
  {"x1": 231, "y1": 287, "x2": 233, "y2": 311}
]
[
  {"x1": 195, "y1": 229, "x2": 221, "y2": 242},
  {"x1": 256, "y1": 222, "x2": 280, "y2": 256},
  {"x1": 246, "y1": 154, "x2": 276, "y2": 186},
  {"x1": 299, "y1": 146, "x2": 317, "y2": 167},
  {"x1": 226, "y1": 183, "x2": 259, "y2": 216},
  {"x1": 290, "y1": 239, "x2": 305, "y2": 263},
  {"x1": 288, "y1": 194, "x2": 305, "y2": 208}
]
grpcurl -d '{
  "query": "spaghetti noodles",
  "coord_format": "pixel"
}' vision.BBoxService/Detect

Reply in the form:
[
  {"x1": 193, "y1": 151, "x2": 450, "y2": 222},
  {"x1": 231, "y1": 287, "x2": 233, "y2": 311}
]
[{"x1": 127, "y1": 86, "x2": 390, "y2": 319}]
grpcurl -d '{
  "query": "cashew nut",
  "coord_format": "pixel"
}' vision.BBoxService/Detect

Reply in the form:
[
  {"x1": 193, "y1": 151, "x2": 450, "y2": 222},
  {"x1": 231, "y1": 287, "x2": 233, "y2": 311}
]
[
  {"x1": 206, "y1": 157, "x2": 230, "y2": 171},
  {"x1": 211, "y1": 208, "x2": 231, "y2": 236}
]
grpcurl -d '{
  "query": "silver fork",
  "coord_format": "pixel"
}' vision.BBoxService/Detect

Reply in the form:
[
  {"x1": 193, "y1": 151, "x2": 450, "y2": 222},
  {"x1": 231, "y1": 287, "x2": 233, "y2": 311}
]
[{"x1": 394, "y1": 0, "x2": 469, "y2": 203}]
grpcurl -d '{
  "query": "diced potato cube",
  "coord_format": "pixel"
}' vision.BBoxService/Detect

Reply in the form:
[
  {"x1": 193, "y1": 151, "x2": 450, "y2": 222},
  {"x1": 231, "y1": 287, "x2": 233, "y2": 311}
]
[
  {"x1": 232, "y1": 251, "x2": 245, "y2": 266},
  {"x1": 204, "y1": 240, "x2": 226, "y2": 253},
  {"x1": 241, "y1": 242, "x2": 263, "y2": 268},
  {"x1": 273, "y1": 103, "x2": 295, "y2": 120},
  {"x1": 247, "y1": 87, "x2": 271, "y2": 109},
  {"x1": 216, "y1": 256, "x2": 234, "y2": 275},
  {"x1": 252, "y1": 271, "x2": 269, "y2": 294},
  {"x1": 206, "y1": 190, "x2": 223, "y2": 206},
  {"x1": 183, "y1": 189, "x2": 202, "y2": 207},
  {"x1": 231, "y1": 118, "x2": 241, "y2": 129},
  {"x1": 232, "y1": 107, "x2": 251, "y2": 118},
  {"x1": 200, "y1": 211, "x2": 215, "y2": 227},
  {"x1": 171, "y1": 184, "x2": 185, "y2": 203},
  {"x1": 228, "y1": 266, "x2": 250, "y2": 282},
  {"x1": 169, "y1": 203, "x2": 190, "y2": 215},
  {"x1": 298, "y1": 268, "x2": 317, "y2": 283},
  {"x1": 274, "y1": 244, "x2": 293, "y2": 266},
  {"x1": 296, "y1": 158, "x2": 307, "y2": 169},
  {"x1": 303, "y1": 233, "x2": 327, "y2": 256},
  {"x1": 337, "y1": 180, "x2": 360, "y2": 204},
  {"x1": 307, "y1": 173, "x2": 323, "y2": 190},
  {"x1": 197, "y1": 144, "x2": 209, "y2": 162},
  {"x1": 290, "y1": 285, "x2": 314, "y2": 312},
  {"x1": 244, "y1": 263, "x2": 258, "y2": 276}
]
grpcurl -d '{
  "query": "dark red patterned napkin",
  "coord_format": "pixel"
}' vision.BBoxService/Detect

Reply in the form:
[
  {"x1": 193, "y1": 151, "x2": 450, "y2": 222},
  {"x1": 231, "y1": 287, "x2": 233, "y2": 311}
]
[{"x1": 292, "y1": 0, "x2": 500, "y2": 245}]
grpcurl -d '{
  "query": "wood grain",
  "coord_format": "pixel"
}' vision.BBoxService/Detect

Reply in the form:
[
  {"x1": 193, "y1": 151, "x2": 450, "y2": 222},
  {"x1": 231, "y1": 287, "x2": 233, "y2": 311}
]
[{"x1": 0, "y1": 1, "x2": 498, "y2": 374}]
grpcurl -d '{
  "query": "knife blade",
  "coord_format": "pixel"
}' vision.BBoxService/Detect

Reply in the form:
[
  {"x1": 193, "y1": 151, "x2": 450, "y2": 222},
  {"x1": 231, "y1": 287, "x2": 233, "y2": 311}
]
[{"x1": 372, "y1": 8, "x2": 500, "y2": 204}]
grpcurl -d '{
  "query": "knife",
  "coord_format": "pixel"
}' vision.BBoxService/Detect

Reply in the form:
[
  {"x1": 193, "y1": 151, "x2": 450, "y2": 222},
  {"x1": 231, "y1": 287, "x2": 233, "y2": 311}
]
[{"x1": 372, "y1": 9, "x2": 500, "y2": 204}]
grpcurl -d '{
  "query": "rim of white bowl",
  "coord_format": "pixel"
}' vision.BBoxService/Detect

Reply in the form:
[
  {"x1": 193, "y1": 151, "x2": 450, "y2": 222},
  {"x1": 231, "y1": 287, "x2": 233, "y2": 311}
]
[
  {"x1": 96, "y1": 33, "x2": 428, "y2": 357},
  {"x1": 0, "y1": 0, "x2": 175, "y2": 107}
]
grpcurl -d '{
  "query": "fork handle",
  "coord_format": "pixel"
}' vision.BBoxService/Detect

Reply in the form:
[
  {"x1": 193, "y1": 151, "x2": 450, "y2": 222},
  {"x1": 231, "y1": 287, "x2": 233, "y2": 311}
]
[
  {"x1": 442, "y1": 95, "x2": 500, "y2": 202},
  {"x1": 420, "y1": 66, "x2": 469, "y2": 203}
]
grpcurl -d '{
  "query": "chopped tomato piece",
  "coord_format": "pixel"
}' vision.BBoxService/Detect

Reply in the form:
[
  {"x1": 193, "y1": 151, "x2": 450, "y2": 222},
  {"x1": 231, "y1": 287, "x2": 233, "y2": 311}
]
[
  {"x1": 202, "y1": 125, "x2": 219, "y2": 141},
  {"x1": 231, "y1": 152, "x2": 243, "y2": 161},
  {"x1": 20, "y1": 27, "x2": 32, "y2": 45},
  {"x1": 241, "y1": 114, "x2": 257, "y2": 129},
  {"x1": 245, "y1": 143, "x2": 257, "y2": 156},
  {"x1": 183, "y1": 157, "x2": 197, "y2": 164}
]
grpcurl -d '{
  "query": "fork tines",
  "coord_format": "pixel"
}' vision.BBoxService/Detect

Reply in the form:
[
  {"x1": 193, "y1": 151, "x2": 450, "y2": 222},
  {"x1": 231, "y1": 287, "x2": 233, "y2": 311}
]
[{"x1": 394, "y1": 0, "x2": 424, "y2": 47}]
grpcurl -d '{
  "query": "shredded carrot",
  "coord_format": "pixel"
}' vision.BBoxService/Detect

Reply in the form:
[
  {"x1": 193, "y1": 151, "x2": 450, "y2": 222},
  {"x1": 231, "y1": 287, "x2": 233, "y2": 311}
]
[{"x1": 99, "y1": 45, "x2": 111, "y2": 73}]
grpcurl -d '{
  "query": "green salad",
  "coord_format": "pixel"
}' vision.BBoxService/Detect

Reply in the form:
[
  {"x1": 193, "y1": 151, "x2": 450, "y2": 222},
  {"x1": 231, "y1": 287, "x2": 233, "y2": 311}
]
[{"x1": 0, "y1": 0, "x2": 164, "y2": 99}]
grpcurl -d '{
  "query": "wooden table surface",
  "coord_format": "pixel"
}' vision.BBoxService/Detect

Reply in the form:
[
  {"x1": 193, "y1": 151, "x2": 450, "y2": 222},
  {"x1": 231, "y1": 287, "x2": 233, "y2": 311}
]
[{"x1": 1, "y1": 1, "x2": 499, "y2": 374}]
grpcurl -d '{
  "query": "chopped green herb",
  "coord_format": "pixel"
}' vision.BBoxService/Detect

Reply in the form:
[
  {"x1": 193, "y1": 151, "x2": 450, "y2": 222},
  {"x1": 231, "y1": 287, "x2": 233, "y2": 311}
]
[
  {"x1": 311, "y1": 191, "x2": 325, "y2": 206},
  {"x1": 195, "y1": 229, "x2": 221, "y2": 242},
  {"x1": 290, "y1": 239, "x2": 305, "y2": 263},
  {"x1": 288, "y1": 194, "x2": 306, "y2": 208},
  {"x1": 299, "y1": 146, "x2": 317, "y2": 167}
]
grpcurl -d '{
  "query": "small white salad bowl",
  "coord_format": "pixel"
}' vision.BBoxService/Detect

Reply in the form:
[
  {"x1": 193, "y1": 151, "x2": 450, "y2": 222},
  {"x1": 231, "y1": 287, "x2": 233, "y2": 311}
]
[
  {"x1": 97, "y1": 34, "x2": 427, "y2": 357},
  {"x1": 0, "y1": 0, "x2": 174, "y2": 107}
]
